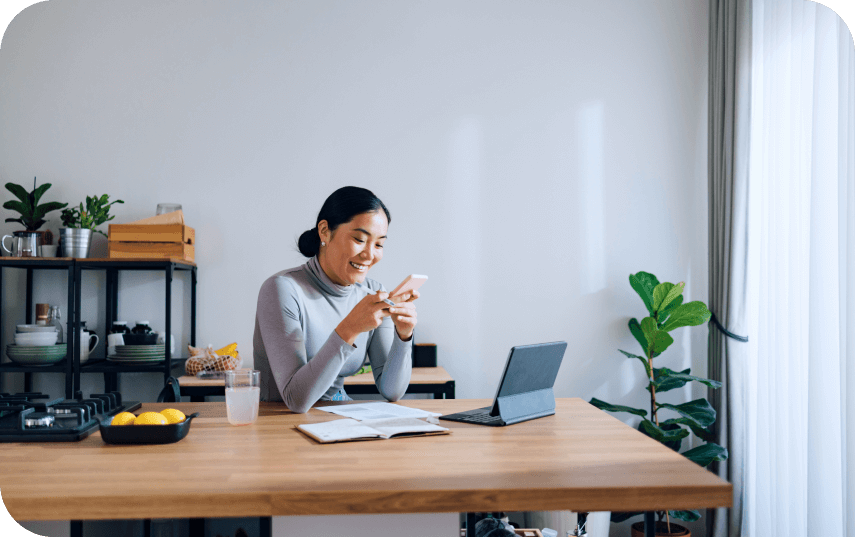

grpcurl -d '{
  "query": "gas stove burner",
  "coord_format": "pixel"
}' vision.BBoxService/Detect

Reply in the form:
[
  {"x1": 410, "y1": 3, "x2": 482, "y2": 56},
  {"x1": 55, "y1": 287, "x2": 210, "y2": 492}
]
[
  {"x1": 24, "y1": 412, "x2": 55, "y2": 428},
  {"x1": 0, "y1": 391, "x2": 140, "y2": 442},
  {"x1": 47, "y1": 407, "x2": 76, "y2": 415}
]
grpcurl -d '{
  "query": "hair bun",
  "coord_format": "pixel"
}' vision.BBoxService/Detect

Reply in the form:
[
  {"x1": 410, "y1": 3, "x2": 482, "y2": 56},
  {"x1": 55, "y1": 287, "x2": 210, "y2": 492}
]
[{"x1": 297, "y1": 228, "x2": 321, "y2": 257}]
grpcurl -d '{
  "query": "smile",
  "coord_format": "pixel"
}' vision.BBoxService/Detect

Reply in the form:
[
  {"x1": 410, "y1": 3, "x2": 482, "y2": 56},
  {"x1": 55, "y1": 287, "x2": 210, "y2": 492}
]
[{"x1": 349, "y1": 261, "x2": 368, "y2": 271}]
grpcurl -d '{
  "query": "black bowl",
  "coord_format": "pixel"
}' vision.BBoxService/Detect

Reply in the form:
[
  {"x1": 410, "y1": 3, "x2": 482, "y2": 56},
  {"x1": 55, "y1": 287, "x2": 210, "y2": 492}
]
[
  {"x1": 121, "y1": 333, "x2": 159, "y2": 345},
  {"x1": 99, "y1": 412, "x2": 199, "y2": 445}
]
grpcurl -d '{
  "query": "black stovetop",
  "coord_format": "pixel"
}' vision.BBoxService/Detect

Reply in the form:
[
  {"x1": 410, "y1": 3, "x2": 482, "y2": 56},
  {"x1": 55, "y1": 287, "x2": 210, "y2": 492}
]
[{"x1": 0, "y1": 391, "x2": 141, "y2": 442}]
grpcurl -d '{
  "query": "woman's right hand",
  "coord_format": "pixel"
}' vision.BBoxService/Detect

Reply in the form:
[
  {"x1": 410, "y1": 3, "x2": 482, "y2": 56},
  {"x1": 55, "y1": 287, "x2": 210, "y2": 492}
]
[{"x1": 335, "y1": 291, "x2": 392, "y2": 345}]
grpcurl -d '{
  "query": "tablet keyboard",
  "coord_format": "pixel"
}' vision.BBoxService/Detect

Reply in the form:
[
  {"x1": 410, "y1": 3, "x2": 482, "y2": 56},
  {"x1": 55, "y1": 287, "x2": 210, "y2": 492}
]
[{"x1": 440, "y1": 409, "x2": 505, "y2": 426}]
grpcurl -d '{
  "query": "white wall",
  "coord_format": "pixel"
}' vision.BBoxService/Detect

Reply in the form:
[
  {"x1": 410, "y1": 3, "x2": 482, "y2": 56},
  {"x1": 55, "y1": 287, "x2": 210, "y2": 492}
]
[{"x1": 1, "y1": 0, "x2": 709, "y2": 535}]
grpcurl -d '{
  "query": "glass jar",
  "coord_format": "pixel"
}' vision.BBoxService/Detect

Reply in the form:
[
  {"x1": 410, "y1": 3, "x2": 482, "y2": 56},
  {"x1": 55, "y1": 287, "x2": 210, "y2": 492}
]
[
  {"x1": 132, "y1": 321, "x2": 153, "y2": 334},
  {"x1": 110, "y1": 321, "x2": 131, "y2": 335}
]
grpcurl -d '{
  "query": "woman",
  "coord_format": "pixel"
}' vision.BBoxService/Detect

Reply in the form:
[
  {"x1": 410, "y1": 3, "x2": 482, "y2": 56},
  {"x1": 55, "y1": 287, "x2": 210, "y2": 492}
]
[{"x1": 253, "y1": 186, "x2": 418, "y2": 413}]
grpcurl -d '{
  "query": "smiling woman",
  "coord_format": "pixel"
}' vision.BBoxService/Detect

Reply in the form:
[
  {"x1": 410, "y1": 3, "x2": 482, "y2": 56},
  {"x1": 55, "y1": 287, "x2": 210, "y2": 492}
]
[{"x1": 253, "y1": 186, "x2": 417, "y2": 412}]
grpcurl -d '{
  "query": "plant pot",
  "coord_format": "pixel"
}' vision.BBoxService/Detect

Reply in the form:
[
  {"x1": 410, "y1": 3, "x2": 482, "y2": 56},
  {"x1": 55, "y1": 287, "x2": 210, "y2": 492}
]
[
  {"x1": 630, "y1": 521, "x2": 690, "y2": 537},
  {"x1": 59, "y1": 228, "x2": 93, "y2": 258}
]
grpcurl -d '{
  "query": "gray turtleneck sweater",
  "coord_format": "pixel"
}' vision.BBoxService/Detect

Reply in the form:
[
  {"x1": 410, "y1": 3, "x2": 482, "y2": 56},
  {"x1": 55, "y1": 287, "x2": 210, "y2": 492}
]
[{"x1": 252, "y1": 256, "x2": 413, "y2": 413}]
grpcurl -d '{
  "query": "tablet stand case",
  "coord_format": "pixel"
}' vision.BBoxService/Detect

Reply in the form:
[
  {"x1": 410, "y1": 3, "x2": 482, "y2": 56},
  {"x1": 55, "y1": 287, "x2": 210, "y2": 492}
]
[{"x1": 492, "y1": 387, "x2": 556, "y2": 425}]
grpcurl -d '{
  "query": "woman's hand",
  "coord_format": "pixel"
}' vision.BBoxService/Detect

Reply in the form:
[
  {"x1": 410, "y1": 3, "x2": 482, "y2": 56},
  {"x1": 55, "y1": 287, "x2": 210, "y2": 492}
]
[
  {"x1": 336, "y1": 291, "x2": 393, "y2": 345},
  {"x1": 388, "y1": 289, "x2": 419, "y2": 341}
]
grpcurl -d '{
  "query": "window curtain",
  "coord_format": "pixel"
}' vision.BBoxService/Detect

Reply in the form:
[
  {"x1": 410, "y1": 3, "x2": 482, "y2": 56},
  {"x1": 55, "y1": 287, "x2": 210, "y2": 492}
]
[
  {"x1": 742, "y1": 1, "x2": 855, "y2": 537},
  {"x1": 707, "y1": 1, "x2": 752, "y2": 536}
]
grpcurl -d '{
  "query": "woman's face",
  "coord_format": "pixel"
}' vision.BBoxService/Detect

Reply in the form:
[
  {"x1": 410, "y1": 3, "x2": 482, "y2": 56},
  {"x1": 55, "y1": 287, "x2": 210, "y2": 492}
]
[{"x1": 318, "y1": 210, "x2": 388, "y2": 286}]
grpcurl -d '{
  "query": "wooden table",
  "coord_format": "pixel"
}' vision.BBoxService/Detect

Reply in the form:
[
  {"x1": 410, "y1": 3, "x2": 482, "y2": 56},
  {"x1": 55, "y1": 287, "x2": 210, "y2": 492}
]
[
  {"x1": 177, "y1": 366, "x2": 456, "y2": 401},
  {"x1": 0, "y1": 398, "x2": 731, "y2": 536}
]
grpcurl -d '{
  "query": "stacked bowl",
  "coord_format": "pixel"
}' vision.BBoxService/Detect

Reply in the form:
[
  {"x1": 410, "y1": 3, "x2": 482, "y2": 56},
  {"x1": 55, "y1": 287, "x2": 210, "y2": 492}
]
[{"x1": 7, "y1": 325, "x2": 66, "y2": 365}]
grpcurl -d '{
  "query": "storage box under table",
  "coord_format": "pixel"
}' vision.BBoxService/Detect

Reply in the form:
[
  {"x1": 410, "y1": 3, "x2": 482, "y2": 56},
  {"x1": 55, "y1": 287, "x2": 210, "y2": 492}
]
[{"x1": 108, "y1": 224, "x2": 195, "y2": 261}]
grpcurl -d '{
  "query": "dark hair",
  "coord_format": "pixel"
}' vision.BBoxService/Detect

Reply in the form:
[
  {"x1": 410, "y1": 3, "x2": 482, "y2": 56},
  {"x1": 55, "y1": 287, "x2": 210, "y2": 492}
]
[{"x1": 297, "y1": 186, "x2": 391, "y2": 257}]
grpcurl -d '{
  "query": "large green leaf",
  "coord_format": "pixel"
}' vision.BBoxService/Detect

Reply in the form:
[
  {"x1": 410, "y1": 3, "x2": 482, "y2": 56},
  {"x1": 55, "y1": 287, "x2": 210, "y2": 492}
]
[
  {"x1": 653, "y1": 282, "x2": 684, "y2": 313},
  {"x1": 661, "y1": 418, "x2": 715, "y2": 442},
  {"x1": 629, "y1": 272, "x2": 659, "y2": 316},
  {"x1": 31, "y1": 201, "x2": 68, "y2": 219},
  {"x1": 682, "y1": 442, "x2": 728, "y2": 467},
  {"x1": 656, "y1": 399, "x2": 716, "y2": 428},
  {"x1": 639, "y1": 419, "x2": 689, "y2": 444},
  {"x1": 640, "y1": 317, "x2": 674, "y2": 355},
  {"x1": 660, "y1": 301, "x2": 712, "y2": 332},
  {"x1": 652, "y1": 367, "x2": 691, "y2": 392},
  {"x1": 657, "y1": 282, "x2": 685, "y2": 313},
  {"x1": 628, "y1": 318, "x2": 659, "y2": 358},
  {"x1": 658, "y1": 294, "x2": 684, "y2": 326},
  {"x1": 653, "y1": 367, "x2": 722, "y2": 392},
  {"x1": 619, "y1": 349, "x2": 650, "y2": 376},
  {"x1": 589, "y1": 398, "x2": 647, "y2": 418},
  {"x1": 650, "y1": 330, "x2": 674, "y2": 355},
  {"x1": 670, "y1": 510, "x2": 701, "y2": 522},
  {"x1": 30, "y1": 182, "x2": 51, "y2": 207},
  {"x1": 639, "y1": 420, "x2": 685, "y2": 451},
  {"x1": 4, "y1": 217, "x2": 23, "y2": 225},
  {"x1": 3, "y1": 200, "x2": 28, "y2": 215},
  {"x1": 4, "y1": 183, "x2": 30, "y2": 204}
]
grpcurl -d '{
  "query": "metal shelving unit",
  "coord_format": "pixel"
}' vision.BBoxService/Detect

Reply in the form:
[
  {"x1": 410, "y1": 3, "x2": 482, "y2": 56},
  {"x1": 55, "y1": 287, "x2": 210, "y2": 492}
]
[{"x1": 0, "y1": 257, "x2": 196, "y2": 397}]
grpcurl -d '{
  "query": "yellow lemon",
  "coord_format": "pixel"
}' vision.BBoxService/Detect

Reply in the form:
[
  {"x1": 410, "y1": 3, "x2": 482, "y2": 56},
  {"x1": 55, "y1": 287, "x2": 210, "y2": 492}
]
[
  {"x1": 214, "y1": 342, "x2": 238, "y2": 357},
  {"x1": 134, "y1": 412, "x2": 168, "y2": 425},
  {"x1": 159, "y1": 408, "x2": 186, "y2": 424},
  {"x1": 111, "y1": 412, "x2": 136, "y2": 426}
]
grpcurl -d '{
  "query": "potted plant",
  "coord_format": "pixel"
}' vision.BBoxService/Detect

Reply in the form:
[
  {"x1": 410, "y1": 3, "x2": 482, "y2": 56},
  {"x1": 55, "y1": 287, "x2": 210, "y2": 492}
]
[
  {"x1": 59, "y1": 194, "x2": 124, "y2": 258},
  {"x1": 589, "y1": 271, "x2": 728, "y2": 537},
  {"x1": 2, "y1": 177, "x2": 68, "y2": 250}
]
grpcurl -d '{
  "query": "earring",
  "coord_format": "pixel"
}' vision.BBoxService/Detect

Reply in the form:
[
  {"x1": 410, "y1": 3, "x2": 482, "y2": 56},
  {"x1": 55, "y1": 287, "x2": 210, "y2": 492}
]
[{"x1": 321, "y1": 241, "x2": 326, "y2": 247}]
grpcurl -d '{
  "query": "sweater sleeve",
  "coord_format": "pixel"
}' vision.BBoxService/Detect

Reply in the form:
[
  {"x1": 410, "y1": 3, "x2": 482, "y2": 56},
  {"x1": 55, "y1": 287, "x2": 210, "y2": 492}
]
[
  {"x1": 256, "y1": 276, "x2": 357, "y2": 413},
  {"x1": 366, "y1": 305, "x2": 413, "y2": 401}
]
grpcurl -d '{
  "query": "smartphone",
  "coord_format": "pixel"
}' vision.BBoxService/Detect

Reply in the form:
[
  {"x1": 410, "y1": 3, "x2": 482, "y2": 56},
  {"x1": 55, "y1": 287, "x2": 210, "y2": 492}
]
[{"x1": 389, "y1": 274, "x2": 428, "y2": 298}]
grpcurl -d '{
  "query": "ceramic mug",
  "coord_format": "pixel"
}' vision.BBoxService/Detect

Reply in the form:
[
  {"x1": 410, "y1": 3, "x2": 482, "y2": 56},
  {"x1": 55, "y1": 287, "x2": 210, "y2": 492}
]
[
  {"x1": 155, "y1": 332, "x2": 176, "y2": 354},
  {"x1": 79, "y1": 329, "x2": 99, "y2": 363},
  {"x1": 106, "y1": 333, "x2": 124, "y2": 356}
]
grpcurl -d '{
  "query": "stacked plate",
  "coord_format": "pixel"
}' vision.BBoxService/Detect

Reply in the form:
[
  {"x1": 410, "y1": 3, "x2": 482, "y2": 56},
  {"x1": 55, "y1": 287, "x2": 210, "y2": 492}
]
[
  {"x1": 6, "y1": 344, "x2": 67, "y2": 366},
  {"x1": 107, "y1": 344, "x2": 166, "y2": 364}
]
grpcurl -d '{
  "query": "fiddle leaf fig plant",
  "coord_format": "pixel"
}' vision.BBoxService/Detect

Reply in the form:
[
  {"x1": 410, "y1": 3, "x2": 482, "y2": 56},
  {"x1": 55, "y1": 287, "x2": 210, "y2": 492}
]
[
  {"x1": 590, "y1": 271, "x2": 728, "y2": 526},
  {"x1": 60, "y1": 194, "x2": 124, "y2": 237},
  {"x1": 3, "y1": 177, "x2": 68, "y2": 231}
]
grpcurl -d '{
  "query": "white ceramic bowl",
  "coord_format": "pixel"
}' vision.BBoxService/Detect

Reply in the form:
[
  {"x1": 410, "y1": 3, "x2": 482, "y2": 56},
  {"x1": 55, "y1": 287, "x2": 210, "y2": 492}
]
[
  {"x1": 14, "y1": 333, "x2": 58, "y2": 346},
  {"x1": 16, "y1": 325, "x2": 59, "y2": 333}
]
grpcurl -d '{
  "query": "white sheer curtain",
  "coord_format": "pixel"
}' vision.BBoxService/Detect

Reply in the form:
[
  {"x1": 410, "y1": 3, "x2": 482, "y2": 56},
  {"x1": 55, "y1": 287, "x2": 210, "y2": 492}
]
[{"x1": 746, "y1": 1, "x2": 855, "y2": 536}]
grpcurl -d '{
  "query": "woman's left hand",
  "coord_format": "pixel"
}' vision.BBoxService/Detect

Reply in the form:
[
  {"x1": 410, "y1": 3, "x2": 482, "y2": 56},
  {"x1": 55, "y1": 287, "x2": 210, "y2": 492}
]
[{"x1": 388, "y1": 290, "x2": 419, "y2": 341}]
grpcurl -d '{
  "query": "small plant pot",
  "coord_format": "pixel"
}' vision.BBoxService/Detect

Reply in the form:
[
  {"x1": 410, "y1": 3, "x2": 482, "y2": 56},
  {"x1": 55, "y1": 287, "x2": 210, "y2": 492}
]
[
  {"x1": 59, "y1": 228, "x2": 92, "y2": 258},
  {"x1": 630, "y1": 521, "x2": 690, "y2": 537}
]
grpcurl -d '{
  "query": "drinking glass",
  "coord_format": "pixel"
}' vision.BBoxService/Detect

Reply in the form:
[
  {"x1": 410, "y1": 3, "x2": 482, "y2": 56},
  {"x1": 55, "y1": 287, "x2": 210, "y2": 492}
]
[
  {"x1": 225, "y1": 370, "x2": 260, "y2": 425},
  {"x1": 156, "y1": 203, "x2": 182, "y2": 215}
]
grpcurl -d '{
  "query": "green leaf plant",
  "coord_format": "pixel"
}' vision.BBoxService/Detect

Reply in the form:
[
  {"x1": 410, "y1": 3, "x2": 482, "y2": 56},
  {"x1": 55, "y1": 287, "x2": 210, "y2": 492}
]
[
  {"x1": 3, "y1": 177, "x2": 68, "y2": 231},
  {"x1": 60, "y1": 194, "x2": 124, "y2": 237},
  {"x1": 589, "y1": 271, "x2": 728, "y2": 529}
]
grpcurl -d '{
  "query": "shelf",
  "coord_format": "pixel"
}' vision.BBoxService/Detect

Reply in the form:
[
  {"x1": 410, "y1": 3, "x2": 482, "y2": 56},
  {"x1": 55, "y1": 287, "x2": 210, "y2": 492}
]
[
  {"x1": 0, "y1": 258, "x2": 75, "y2": 268},
  {"x1": 0, "y1": 256, "x2": 197, "y2": 397},
  {"x1": 77, "y1": 258, "x2": 196, "y2": 270},
  {"x1": 80, "y1": 358, "x2": 187, "y2": 373},
  {"x1": 0, "y1": 360, "x2": 70, "y2": 373}
]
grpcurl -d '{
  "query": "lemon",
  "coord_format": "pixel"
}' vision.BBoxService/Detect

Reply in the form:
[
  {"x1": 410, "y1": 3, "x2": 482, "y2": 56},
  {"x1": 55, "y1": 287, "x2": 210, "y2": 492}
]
[
  {"x1": 159, "y1": 408, "x2": 186, "y2": 424},
  {"x1": 214, "y1": 342, "x2": 238, "y2": 357},
  {"x1": 111, "y1": 412, "x2": 136, "y2": 426},
  {"x1": 134, "y1": 412, "x2": 168, "y2": 425}
]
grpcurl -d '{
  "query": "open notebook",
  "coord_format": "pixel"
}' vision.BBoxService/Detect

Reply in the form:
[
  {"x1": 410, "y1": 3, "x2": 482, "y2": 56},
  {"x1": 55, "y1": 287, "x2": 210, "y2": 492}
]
[{"x1": 296, "y1": 417, "x2": 450, "y2": 444}]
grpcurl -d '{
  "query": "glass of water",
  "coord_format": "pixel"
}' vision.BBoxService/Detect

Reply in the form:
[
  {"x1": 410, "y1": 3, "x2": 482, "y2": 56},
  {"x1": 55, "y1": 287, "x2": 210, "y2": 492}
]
[
  {"x1": 156, "y1": 203, "x2": 182, "y2": 215},
  {"x1": 224, "y1": 370, "x2": 260, "y2": 425}
]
